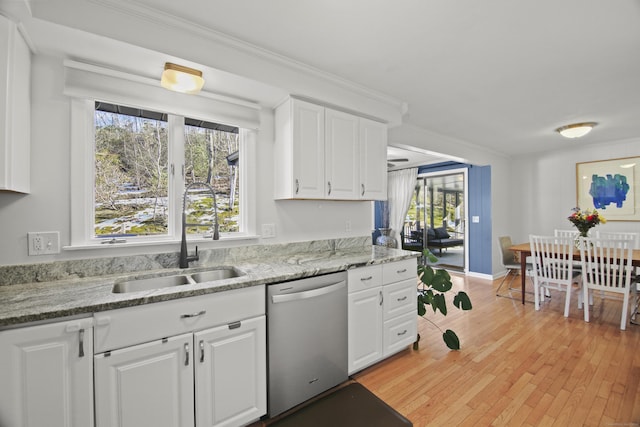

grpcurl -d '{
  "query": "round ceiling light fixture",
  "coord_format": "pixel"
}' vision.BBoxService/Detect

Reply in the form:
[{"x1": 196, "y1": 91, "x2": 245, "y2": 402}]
[
  {"x1": 555, "y1": 122, "x2": 597, "y2": 139},
  {"x1": 161, "y1": 62, "x2": 205, "y2": 94}
]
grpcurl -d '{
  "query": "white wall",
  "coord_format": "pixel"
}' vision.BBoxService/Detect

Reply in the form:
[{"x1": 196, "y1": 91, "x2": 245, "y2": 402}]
[
  {"x1": 0, "y1": 55, "x2": 374, "y2": 266},
  {"x1": 510, "y1": 138, "x2": 640, "y2": 245}
]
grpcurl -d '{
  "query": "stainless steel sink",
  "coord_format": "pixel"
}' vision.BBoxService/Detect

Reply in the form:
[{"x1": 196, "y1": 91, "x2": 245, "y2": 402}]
[
  {"x1": 111, "y1": 267, "x2": 244, "y2": 293},
  {"x1": 191, "y1": 267, "x2": 243, "y2": 283},
  {"x1": 112, "y1": 275, "x2": 193, "y2": 293}
]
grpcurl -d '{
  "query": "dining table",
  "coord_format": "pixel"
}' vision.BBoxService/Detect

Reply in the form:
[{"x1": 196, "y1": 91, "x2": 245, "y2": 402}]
[{"x1": 509, "y1": 242, "x2": 640, "y2": 304}]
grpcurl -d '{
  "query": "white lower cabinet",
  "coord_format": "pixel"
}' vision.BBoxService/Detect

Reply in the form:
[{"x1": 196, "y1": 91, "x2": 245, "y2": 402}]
[
  {"x1": 348, "y1": 259, "x2": 417, "y2": 375},
  {"x1": 0, "y1": 317, "x2": 94, "y2": 427},
  {"x1": 348, "y1": 265, "x2": 383, "y2": 374},
  {"x1": 94, "y1": 333, "x2": 195, "y2": 427},
  {"x1": 194, "y1": 316, "x2": 266, "y2": 427},
  {"x1": 94, "y1": 286, "x2": 266, "y2": 427}
]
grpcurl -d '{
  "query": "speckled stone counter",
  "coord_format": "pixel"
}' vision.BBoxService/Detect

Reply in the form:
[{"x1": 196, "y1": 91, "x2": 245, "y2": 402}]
[{"x1": 0, "y1": 237, "x2": 418, "y2": 328}]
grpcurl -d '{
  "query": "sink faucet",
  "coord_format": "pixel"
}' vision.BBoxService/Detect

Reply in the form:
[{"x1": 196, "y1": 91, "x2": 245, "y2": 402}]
[{"x1": 180, "y1": 182, "x2": 220, "y2": 268}]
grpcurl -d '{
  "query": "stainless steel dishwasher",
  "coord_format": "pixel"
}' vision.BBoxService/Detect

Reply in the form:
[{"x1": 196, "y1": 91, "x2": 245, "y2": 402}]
[{"x1": 267, "y1": 271, "x2": 348, "y2": 416}]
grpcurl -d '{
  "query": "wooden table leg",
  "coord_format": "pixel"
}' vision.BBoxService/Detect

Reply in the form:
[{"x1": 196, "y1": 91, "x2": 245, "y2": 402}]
[{"x1": 520, "y1": 255, "x2": 527, "y2": 304}]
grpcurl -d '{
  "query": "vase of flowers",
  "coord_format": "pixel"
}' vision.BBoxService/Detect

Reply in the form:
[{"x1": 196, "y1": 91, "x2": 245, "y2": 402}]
[{"x1": 568, "y1": 207, "x2": 606, "y2": 248}]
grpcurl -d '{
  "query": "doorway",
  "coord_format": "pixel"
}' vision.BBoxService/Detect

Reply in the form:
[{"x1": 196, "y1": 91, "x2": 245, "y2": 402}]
[{"x1": 405, "y1": 169, "x2": 467, "y2": 272}]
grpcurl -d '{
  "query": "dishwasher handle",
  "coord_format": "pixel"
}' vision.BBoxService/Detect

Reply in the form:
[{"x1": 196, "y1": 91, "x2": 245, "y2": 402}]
[{"x1": 271, "y1": 281, "x2": 346, "y2": 304}]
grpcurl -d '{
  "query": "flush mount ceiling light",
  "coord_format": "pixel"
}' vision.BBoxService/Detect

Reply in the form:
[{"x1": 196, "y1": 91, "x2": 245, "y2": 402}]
[
  {"x1": 160, "y1": 62, "x2": 204, "y2": 94},
  {"x1": 555, "y1": 122, "x2": 597, "y2": 139}
]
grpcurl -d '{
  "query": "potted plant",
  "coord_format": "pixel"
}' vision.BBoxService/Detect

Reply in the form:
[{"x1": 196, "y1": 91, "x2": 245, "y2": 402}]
[{"x1": 416, "y1": 249, "x2": 472, "y2": 350}]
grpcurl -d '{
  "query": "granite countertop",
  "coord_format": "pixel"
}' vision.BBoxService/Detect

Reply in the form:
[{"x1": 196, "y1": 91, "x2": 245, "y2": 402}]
[{"x1": 0, "y1": 244, "x2": 417, "y2": 328}]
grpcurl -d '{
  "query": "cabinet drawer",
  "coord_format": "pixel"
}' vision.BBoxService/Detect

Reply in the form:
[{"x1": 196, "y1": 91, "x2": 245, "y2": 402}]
[
  {"x1": 383, "y1": 311, "x2": 417, "y2": 357},
  {"x1": 383, "y1": 279, "x2": 416, "y2": 321},
  {"x1": 348, "y1": 265, "x2": 382, "y2": 293},
  {"x1": 94, "y1": 285, "x2": 265, "y2": 353},
  {"x1": 382, "y1": 259, "x2": 417, "y2": 284}
]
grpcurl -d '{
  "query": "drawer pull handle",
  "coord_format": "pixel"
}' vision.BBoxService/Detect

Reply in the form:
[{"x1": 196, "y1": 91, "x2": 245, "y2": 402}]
[
  {"x1": 295, "y1": 179, "x2": 300, "y2": 194},
  {"x1": 199, "y1": 340, "x2": 205, "y2": 363},
  {"x1": 327, "y1": 181, "x2": 332, "y2": 195},
  {"x1": 184, "y1": 343, "x2": 190, "y2": 366},
  {"x1": 379, "y1": 290, "x2": 383, "y2": 306},
  {"x1": 361, "y1": 184, "x2": 365, "y2": 196},
  {"x1": 181, "y1": 310, "x2": 206, "y2": 319},
  {"x1": 397, "y1": 329, "x2": 408, "y2": 336},
  {"x1": 360, "y1": 276, "x2": 373, "y2": 281},
  {"x1": 397, "y1": 296, "x2": 407, "y2": 302},
  {"x1": 397, "y1": 268, "x2": 407, "y2": 274},
  {"x1": 78, "y1": 329, "x2": 85, "y2": 358},
  {"x1": 228, "y1": 321, "x2": 241, "y2": 329}
]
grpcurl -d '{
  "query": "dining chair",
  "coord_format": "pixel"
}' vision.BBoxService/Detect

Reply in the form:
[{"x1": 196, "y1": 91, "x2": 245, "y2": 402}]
[
  {"x1": 529, "y1": 235, "x2": 582, "y2": 317},
  {"x1": 496, "y1": 236, "x2": 533, "y2": 299},
  {"x1": 596, "y1": 231, "x2": 640, "y2": 283},
  {"x1": 554, "y1": 229, "x2": 583, "y2": 271},
  {"x1": 554, "y1": 229, "x2": 579, "y2": 238},
  {"x1": 595, "y1": 231, "x2": 640, "y2": 248},
  {"x1": 580, "y1": 236, "x2": 634, "y2": 330}
]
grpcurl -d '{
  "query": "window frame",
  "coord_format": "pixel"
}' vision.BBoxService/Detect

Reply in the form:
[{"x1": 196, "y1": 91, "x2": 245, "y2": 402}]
[{"x1": 69, "y1": 98, "x2": 257, "y2": 249}]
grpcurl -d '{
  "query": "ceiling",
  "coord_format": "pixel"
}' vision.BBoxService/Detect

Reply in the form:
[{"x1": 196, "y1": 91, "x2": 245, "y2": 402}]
[{"x1": 6, "y1": 0, "x2": 640, "y2": 167}]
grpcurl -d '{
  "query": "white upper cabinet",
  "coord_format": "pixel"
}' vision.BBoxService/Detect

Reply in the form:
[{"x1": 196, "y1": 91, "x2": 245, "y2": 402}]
[
  {"x1": 325, "y1": 108, "x2": 359, "y2": 199},
  {"x1": 275, "y1": 97, "x2": 387, "y2": 200},
  {"x1": 0, "y1": 15, "x2": 30, "y2": 193},
  {"x1": 359, "y1": 118, "x2": 388, "y2": 200},
  {"x1": 275, "y1": 98, "x2": 325, "y2": 199}
]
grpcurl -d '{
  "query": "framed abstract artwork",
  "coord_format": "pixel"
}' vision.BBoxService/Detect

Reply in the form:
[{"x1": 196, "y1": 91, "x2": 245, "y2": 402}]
[{"x1": 576, "y1": 156, "x2": 640, "y2": 221}]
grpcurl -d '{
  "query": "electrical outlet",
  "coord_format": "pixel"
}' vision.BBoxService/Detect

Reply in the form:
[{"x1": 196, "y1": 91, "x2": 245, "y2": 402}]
[
  {"x1": 261, "y1": 224, "x2": 276, "y2": 239},
  {"x1": 345, "y1": 219, "x2": 352, "y2": 232},
  {"x1": 28, "y1": 231, "x2": 60, "y2": 256}
]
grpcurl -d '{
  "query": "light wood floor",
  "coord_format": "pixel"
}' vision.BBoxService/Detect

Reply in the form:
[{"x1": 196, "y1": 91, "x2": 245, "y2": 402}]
[{"x1": 353, "y1": 273, "x2": 640, "y2": 426}]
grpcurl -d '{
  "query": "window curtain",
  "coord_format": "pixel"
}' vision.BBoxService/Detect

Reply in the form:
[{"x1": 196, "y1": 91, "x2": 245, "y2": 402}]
[{"x1": 387, "y1": 168, "x2": 418, "y2": 247}]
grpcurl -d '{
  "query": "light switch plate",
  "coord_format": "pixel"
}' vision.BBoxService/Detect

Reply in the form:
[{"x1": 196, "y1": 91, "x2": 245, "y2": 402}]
[{"x1": 28, "y1": 231, "x2": 60, "y2": 255}]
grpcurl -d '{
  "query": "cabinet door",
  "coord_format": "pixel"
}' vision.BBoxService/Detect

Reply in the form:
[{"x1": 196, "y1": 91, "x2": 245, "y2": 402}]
[
  {"x1": 0, "y1": 318, "x2": 94, "y2": 427},
  {"x1": 94, "y1": 333, "x2": 194, "y2": 427},
  {"x1": 292, "y1": 99, "x2": 325, "y2": 198},
  {"x1": 194, "y1": 316, "x2": 267, "y2": 427},
  {"x1": 348, "y1": 287, "x2": 383, "y2": 375},
  {"x1": 325, "y1": 108, "x2": 359, "y2": 199},
  {"x1": 0, "y1": 15, "x2": 30, "y2": 193},
  {"x1": 359, "y1": 118, "x2": 387, "y2": 200}
]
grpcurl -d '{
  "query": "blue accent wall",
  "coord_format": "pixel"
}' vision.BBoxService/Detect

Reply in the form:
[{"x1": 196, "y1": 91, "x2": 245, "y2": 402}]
[{"x1": 467, "y1": 165, "x2": 492, "y2": 275}]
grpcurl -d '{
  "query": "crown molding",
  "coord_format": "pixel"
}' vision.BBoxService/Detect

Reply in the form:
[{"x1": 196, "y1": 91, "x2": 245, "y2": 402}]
[{"x1": 90, "y1": 0, "x2": 404, "y2": 110}]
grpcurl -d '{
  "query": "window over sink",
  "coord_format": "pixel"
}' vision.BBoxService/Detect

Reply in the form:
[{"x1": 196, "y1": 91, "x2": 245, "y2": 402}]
[
  {"x1": 66, "y1": 60, "x2": 259, "y2": 248},
  {"x1": 93, "y1": 102, "x2": 241, "y2": 239}
]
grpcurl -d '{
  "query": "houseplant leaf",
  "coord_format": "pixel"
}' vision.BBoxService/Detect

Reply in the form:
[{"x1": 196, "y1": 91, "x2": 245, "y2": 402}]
[
  {"x1": 432, "y1": 292, "x2": 447, "y2": 315},
  {"x1": 429, "y1": 269, "x2": 453, "y2": 293},
  {"x1": 453, "y1": 291, "x2": 473, "y2": 310},
  {"x1": 417, "y1": 292, "x2": 428, "y2": 316},
  {"x1": 442, "y1": 329, "x2": 460, "y2": 350}
]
